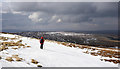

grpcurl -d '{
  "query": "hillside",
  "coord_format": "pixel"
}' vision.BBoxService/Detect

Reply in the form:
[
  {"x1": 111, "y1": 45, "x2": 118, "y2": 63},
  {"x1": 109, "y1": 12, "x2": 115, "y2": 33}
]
[
  {"x1": 0, "y1": 33, "x2": 119, "y2": 68},
  {"x1": 14, "y1": 31, "x2": 119, "y2": 48}
]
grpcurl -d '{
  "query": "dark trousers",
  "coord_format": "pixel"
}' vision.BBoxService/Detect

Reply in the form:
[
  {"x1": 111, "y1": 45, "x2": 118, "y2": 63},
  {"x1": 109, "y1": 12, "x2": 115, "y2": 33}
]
[{"x1": 40, "y1": 44, "x2": 43, "y2": 49}]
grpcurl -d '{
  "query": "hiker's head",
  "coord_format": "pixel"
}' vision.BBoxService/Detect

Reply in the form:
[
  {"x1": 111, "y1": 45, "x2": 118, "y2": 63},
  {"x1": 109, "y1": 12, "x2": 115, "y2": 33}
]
[{"x1": 41, "y1": 37, "x2": 43, "y2": 39}]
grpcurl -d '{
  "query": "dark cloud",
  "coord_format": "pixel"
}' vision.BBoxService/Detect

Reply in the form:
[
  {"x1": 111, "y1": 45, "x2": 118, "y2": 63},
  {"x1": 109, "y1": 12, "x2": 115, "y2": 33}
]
[
  {"x1": 10, "y1": 2, "x2": 117, "y2": 16},
  {"x1": 2, "y1": 13, "x2": 33, "y2": 30},
  {"x1": 2, "y1": 2, "x2": 118, "y2": 31}
]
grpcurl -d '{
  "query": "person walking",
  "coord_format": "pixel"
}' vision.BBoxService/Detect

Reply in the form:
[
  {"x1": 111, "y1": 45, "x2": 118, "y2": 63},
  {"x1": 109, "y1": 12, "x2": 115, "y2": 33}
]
[{"x1": 40, "y1": 37, "x2": 44, "y2": 49}]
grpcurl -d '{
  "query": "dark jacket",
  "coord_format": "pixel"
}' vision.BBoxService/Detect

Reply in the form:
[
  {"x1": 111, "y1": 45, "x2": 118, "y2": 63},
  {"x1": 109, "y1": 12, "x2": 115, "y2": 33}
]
[{"x1": 40, "y1": 37, "x2": 44, "y2": 44}]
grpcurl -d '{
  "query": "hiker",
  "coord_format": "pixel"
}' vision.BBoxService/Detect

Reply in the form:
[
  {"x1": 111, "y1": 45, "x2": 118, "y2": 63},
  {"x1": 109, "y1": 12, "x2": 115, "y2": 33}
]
[{"x1": 40, "y1": 37, "x2": 44, "y2": 49}]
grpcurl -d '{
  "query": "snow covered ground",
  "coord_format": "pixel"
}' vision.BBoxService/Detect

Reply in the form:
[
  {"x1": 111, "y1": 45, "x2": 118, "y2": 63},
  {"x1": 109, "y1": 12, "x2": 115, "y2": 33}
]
[
  {"x1": 0, "y1": 33, "x2": 118, "y2": 67},
  {"x1": 45, "y1": 32, "x2": 91, "y2": 36}
]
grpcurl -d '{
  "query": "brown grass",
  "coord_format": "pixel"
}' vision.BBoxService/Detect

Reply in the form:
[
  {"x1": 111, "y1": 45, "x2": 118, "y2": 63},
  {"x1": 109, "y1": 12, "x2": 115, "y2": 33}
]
[
  {"x1": 27, "y1": 46, "x2": 31, "y2": 48},
  {"x1": 12, "y1": 47, "x2": 18, "y2": 50},
  {"x1": 102, "y1": 59, "x2": 120, "y2": 64},
  {"x1": 37, "y1": 65, "x2": 42, "y2": 67},
  {"x1": 12, "y1": 55, "x2": 23, "y2": 61},
  {"x1": 0, "y1": 38, "x2": 26, "y2": 51},
  {"x1": 0, "y1": 45, "x2": 8, "y2": 51},
  {"x1": 31, "y1": 59, "x2": 39, "y2": 64},
  {"x1": 0, "y1": 56, "x2": 2, "y2": 60},
  {"x1": 5, "y1": 57, "x2": 14, "y2": 62}
]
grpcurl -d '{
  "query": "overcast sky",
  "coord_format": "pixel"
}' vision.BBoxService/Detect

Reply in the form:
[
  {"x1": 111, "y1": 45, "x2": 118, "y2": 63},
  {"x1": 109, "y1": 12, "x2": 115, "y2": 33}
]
[{"x1": 2, "y1": 2, "x2": 118, "y2": 32}]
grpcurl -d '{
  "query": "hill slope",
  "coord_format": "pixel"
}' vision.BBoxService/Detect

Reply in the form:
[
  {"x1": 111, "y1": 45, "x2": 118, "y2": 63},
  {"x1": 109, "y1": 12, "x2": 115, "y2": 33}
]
[{"x1": 0, "y1": 33, "x2": 118, "y2": 67}]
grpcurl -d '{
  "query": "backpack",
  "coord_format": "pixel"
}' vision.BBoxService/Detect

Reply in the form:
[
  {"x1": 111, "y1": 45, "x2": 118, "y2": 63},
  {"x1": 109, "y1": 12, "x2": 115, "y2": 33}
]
[{"x1": 40, "y1": 39, "x2": 44, "y2": 43}]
